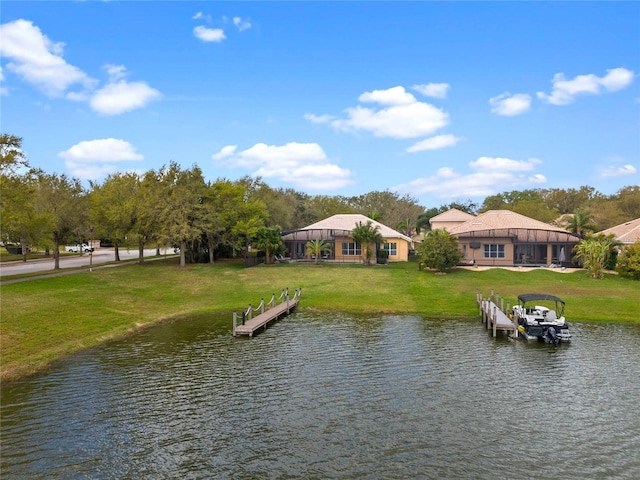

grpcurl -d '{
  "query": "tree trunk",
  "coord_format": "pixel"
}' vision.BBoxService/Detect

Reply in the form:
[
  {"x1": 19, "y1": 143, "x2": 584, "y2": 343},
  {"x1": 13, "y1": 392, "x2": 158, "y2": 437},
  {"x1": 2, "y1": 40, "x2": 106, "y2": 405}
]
[
  {"x1": 208, "y1": 239, "x2": 215, "y2": 264},
  {"x1": 180, "y1": 239, "x2": 186, "y2": 267},
  {"x1": 114, "y1": 242, "x2": 121, "y2": 262},
  {"x1": 21, "y1": 238, "x2": 28, "y2": 262},
  {"x1": 138, "y1": 240, "x2": 145, "y2": 264},
  {"x1": 53, "y1": 236, "x2": 61, "y2": 270}
]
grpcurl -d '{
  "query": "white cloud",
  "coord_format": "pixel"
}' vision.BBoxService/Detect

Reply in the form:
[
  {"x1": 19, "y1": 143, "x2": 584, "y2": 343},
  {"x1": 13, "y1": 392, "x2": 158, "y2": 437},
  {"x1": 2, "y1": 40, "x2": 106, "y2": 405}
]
[
  {"x1": 314, "y1": 86, "x2": 449, "y2": 140},
  {"x1": 193, "y1": 25, "x2": 226, "y2": 42},
  {"x1": 406, "y1": 134, "x2": 461, "y2": 153},
  {"x1": 59, "y1": 138, "x2": 144, "y2": 180},
  {"x1": 489, "y1": 92, "x2": 532, "y2": 116},
  {"x1": 89, "y1": 64, "x2": 161, "y2": 115},
  {"x1": 192, "y1": 12, "x2": 211, "y2": 22},
  {"x1": 303, "y1": 113, "x2": 336, "y2": 124},
  {"x1": 358, "y1": 86, "x2": 416, "y2": 106},
  {"x1": 537, "y1": 67, "x2": 635, "y2": 105},
  {"x1": 212, "y1": 142, "x2": 354, "y2": 190},
  {"x1": 600, "y1": 163, "x2": 638, "y2": 178},
  {"x1": 412, "y1": 83, "x2": 450, "y2": 99},
  {"x1": 469, "y1": 156, "x2": 541, "y2": 172},
  {"x1": 0, "y1": 20, "x2": 160, "y2": 114},
  {"x1": 59, "y1": 138, "x2": 144, "y2": 161},
  {"x1": 0, "y1": 19, "x2": 95, "y2": 97},
  {"x1": 105, "y1": 64, "x2": 127, "y2": 82},
  {"x1": 393, "y1": 156, "x2": 546, "y2": 199},
  {"x1": 233, "y1": 17, "x2": 252, "y2": 31},
  {"x1": 0, "y1": 66, "x2": 7, "y2": 96},
  {"x1": 90, "y1": 79, "x2": 160, "y2": 115},
  {"x1": 212, "y1": 145, "x2": 238, "y2": 160}
]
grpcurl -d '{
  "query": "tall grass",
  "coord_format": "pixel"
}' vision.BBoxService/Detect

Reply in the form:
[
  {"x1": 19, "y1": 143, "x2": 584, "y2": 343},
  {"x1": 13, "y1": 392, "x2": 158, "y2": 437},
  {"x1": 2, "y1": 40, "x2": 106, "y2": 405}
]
[{"x1": 1, "y1": 259, "x2": 638, "y2": 381}]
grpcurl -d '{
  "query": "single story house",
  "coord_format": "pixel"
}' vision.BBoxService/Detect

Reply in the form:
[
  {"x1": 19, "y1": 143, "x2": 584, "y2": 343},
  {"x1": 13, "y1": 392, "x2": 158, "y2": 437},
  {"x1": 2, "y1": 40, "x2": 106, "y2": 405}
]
[
  {"x1": 281, "y1": 213, "x2": 412, "y2": 262},
  {"x1": 599, "y1": 217, "x2": 640, "y2": 246},
  {"x1": 432, "y1": 209, "x2": 581, "y2": 267},
  {"x1": 429, "y1": 208, "x2": 476, "y2": 231}
]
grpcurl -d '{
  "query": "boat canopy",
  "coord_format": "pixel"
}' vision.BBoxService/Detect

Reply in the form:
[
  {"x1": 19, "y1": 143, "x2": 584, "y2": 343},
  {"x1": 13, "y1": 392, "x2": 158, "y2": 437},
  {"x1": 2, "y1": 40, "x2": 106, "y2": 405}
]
[{"x1": 518, "y1": 293, "x2": 565, "y2": 305}]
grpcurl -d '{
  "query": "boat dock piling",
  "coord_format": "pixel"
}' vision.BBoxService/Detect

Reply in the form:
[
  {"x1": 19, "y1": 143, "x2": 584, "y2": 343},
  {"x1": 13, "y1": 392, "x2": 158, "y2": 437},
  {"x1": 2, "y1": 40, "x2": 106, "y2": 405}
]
[
  {"x1": 476, "y1": 291, "x2": 516, "y2": 337},
  {"x1": 233, "y1": 288, "x2": 301, "y2": 337}
]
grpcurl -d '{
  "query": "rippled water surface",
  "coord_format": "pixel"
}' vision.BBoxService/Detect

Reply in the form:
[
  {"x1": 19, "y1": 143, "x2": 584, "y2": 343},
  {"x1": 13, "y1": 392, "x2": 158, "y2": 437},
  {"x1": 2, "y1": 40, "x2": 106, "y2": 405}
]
[{"x1": 2, "y1": 313, "x2": 640, "y2": 479}]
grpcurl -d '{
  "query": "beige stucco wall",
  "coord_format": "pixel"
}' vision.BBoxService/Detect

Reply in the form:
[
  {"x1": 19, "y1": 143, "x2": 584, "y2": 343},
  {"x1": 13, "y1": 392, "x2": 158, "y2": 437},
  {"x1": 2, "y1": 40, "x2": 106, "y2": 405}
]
[
  {"x1": 330, "y1": 235, "x2": 410, "y2": 262},
  {"x1": 459, "y1": 238, "x2": 515, "y2": 266}
]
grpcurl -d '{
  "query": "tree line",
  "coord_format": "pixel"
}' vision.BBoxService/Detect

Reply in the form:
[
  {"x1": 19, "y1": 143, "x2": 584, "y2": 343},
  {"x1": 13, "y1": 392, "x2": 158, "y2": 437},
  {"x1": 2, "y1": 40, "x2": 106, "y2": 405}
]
[{"x1": 2, "y1": 133, "x2": 639, "y2": 269}]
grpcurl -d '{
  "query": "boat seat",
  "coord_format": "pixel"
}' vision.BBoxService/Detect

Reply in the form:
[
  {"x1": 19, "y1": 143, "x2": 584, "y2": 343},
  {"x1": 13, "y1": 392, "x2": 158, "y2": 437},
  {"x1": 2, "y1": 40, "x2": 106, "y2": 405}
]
[{"x1": 546, "y1": 310, "x2": 557, "y2": 321}]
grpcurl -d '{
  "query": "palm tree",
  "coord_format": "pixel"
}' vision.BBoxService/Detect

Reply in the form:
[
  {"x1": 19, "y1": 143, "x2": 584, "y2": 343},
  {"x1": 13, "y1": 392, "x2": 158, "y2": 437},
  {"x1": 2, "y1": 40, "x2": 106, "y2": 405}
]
[
  {"x1": 573, "y1": 235, "x2": 614, "y2": 279},
  {"x1": 416, "y1": 208, "x2": 438, "y2": 234},
  {"x1": 306, "y1": 239, "x2": 331, "y2": 264},
  {"x1": 564, "y1": 209, "x2": 596, "y2": 238},
  {"x1": 351, "y1": 220, "x2": 383, "y2": 266}
]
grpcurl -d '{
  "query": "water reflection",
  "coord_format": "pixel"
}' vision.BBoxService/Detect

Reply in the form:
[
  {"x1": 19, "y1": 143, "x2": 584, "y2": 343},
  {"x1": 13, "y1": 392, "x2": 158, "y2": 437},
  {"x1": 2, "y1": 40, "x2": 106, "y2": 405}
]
[{"x1": 2, "y1": 313, "x2": 640, "y2": 479}]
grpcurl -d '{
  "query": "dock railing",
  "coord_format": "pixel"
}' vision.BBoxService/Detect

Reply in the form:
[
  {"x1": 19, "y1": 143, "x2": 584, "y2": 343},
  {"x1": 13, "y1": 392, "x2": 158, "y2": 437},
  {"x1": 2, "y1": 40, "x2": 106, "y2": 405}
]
[
  {"x1": 233, "y1": 288, "x2": 302, "y2": 336},
  {"x1": 476, "y1": 290, "x2": 515, "y2": 337}
]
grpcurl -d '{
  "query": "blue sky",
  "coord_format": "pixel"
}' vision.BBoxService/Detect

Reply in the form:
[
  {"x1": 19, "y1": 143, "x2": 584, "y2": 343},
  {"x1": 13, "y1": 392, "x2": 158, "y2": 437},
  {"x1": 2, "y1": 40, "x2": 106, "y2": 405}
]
[{"x1": 1, "y1": 1, "x2": 639, "y2": 208}]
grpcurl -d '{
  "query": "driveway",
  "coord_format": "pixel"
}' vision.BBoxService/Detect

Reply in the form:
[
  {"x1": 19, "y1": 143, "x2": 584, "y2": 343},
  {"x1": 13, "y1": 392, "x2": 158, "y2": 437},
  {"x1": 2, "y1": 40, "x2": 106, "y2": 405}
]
[{"x1": 0, "y1": 247, "x2": 177, "y2": 280}]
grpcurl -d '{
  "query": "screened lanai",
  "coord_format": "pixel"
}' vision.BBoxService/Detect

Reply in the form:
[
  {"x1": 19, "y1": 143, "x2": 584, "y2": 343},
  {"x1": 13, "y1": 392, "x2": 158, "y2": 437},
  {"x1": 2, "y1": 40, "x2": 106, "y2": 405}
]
[{"x1": 455, "y1": 228, "x2": 580, "y2": 267}]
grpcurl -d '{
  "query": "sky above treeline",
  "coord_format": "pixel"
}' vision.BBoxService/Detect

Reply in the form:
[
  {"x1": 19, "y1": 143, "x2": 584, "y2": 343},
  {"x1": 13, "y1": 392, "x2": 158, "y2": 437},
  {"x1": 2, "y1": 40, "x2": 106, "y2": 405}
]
[{"x1": 1, "y1": 1, "x2": 638, "y2": 207}]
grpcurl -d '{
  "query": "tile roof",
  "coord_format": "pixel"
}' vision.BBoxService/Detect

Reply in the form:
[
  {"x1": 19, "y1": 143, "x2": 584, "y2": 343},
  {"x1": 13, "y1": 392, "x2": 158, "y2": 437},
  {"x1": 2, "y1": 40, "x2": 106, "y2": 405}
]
[
  {"x1": 302, "y1": 214, "x2": 412, "y2": 242},
  {"x1": 429, "y1": 208, "x2": 476, "y2": 223},
  {"x1": 600, "y1": 217, "x2": 640, "y2": 244},
  {"x1": 448, "y1": 210, "x2": 573, "y2": 234}
]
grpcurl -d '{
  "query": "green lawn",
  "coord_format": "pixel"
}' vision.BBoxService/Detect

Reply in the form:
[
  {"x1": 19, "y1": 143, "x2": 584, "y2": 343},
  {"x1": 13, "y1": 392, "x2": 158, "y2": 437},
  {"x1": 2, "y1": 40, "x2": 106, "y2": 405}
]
[{"x1": 1, "y1": 259, "x2": 638, "y2": 381}]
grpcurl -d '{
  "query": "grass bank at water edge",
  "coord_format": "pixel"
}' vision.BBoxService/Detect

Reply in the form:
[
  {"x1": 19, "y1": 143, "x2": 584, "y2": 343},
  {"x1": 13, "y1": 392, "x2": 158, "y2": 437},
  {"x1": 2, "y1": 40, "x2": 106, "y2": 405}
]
[{"x1": 1, "y1": 259, "x2": 638, "y2": 381}]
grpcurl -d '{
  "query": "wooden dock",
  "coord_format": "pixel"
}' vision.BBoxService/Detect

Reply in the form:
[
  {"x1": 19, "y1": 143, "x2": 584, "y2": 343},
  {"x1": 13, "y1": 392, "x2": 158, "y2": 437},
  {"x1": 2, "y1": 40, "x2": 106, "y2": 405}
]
[
  {"x1": 233, "y1": 288, "x2": 301, "y2": 337},
  {"x1": 476, "y1": 291, "x2": 515, "y2": 337}
]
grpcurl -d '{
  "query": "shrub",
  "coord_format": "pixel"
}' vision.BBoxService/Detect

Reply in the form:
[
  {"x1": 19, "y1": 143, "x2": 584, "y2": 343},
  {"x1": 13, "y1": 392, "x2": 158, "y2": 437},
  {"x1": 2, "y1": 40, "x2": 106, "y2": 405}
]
[
  {"x1": 416, "y1": 229, "x2": 463, "y2": 273},
  {"x1": 616, "y1": 240, "x2": 640, "y2": 280}
]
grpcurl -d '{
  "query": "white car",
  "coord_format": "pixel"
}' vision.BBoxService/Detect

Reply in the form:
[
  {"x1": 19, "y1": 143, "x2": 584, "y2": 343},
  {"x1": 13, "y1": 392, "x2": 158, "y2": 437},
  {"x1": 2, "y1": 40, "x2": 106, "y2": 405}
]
[{"x1": 66, "y1": 243, "x2": 94, "y2": 253}]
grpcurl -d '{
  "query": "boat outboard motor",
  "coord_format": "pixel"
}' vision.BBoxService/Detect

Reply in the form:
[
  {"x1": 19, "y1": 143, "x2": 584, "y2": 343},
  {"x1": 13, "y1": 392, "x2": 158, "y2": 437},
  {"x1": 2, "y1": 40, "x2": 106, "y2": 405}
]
[{"x1": 545, "y1": 326, "x2": 559, "y2": 345}]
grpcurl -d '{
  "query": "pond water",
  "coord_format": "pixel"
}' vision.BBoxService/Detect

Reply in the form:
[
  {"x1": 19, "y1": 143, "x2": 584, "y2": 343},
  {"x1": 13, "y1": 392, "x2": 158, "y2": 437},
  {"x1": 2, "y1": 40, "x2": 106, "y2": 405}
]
[{"x1": 2, "y1": 312, "x2": 640, "y2": 479}]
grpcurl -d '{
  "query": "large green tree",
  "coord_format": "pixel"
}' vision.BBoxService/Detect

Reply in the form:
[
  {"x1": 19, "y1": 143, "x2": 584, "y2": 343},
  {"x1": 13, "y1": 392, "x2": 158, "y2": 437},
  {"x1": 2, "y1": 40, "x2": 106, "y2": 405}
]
[
  {"x1": 416, "y1": 229, "x2": 463, "y2": 272},
  {"x1": 0, "y1": 133, "x2": 29, "y2": 175},
  {"x1": 90, "y1": 172, "x2": 140, "y2": 261},
  {"x1": 33, "y1": 172, "x2": 86, "y2": 269},
  {"x1": 159, "y1": 163, "x2": 207, "y2": 267},
  {"x1": 351, "y1": 220, "x2": 383, "y2": 266},
  {"x1": 253, "y1": 225, "x2": 284, "y2": 264}
]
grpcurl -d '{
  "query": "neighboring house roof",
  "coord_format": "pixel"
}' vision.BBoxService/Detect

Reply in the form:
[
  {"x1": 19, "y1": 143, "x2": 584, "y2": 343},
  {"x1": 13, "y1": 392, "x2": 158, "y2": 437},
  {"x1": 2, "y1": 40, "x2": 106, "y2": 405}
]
[
  {"x1": 599, "y1": 217, "x2": 640, "y2": 245},
  {"x1": 429, "y1": 208, "x2": 476, "y2": 224},
  {"x1": 298, "y1": 214, "x2": 412, "y2": 242},
  {"x1": 449, "y1": 210, "x2": 575, "y2": 236}
]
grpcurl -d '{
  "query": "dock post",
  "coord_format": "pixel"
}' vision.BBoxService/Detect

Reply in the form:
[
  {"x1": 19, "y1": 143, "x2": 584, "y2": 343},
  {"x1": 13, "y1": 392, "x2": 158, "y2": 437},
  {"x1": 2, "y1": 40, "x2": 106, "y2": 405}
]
[
  {"x1": 248, "y1": 304, "x2": 252, "y2": 321},
  {"x1": 261, "y1": 298, "x2": 264, "y2": 314},
  {"x1": 233, "y1": 311, "x2": 237, "y2": 336},
  {"x1": 492, "y1": 305, "x2": 497, "y2": 337},
  {"x1": 500, "y1": 297, "x2": 504, "y2": 313}
]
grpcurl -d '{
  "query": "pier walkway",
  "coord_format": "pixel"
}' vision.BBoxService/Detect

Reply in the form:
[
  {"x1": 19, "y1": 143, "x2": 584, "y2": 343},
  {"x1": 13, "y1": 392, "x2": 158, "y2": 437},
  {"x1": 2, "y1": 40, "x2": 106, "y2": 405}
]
[
  {"x1": 476, "y1": 291, "x2": 515, "y2": 337},
  {"x1": 233, "y1": 288, "x2": 301, "y2": 337}
]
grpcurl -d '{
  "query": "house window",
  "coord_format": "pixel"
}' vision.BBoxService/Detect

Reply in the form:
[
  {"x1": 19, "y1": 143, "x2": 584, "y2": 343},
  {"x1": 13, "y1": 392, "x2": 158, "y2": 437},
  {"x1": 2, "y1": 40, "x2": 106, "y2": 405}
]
[
  {"x1": 483, "y1": 244, "x2": 505, "y2": 258},
  {"x1": 342, "y1": 242, "x2": 361, "y2": 256},
  {"x1": 383, "y1": 242, "x2": 397, "y2": 256}
]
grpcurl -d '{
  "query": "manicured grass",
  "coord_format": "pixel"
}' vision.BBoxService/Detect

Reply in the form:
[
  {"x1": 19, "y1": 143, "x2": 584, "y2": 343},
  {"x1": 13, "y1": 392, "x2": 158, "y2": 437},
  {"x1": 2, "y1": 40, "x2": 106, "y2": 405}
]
[{"x1": 1, "y1": 259, "x2": 638, "y2": 381}]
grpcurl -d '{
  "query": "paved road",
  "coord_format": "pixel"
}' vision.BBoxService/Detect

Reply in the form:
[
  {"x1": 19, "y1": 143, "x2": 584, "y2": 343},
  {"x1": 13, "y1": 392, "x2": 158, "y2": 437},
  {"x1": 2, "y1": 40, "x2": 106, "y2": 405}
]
[{"x1": 0, "y1": 247, "x2": 177, "y2": 278}]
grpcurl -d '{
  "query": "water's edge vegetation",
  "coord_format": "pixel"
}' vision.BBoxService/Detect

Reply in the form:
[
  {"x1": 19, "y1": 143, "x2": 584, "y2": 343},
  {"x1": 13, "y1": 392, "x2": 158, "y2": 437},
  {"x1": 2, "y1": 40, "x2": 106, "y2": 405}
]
[{"x1": 2, "y1": 259, "x2": 638, "y2": 381}]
